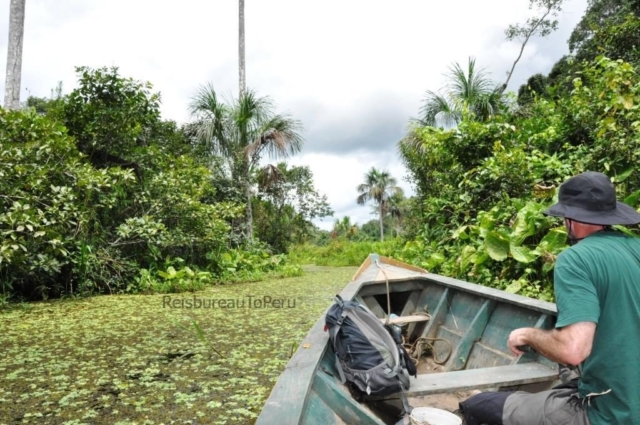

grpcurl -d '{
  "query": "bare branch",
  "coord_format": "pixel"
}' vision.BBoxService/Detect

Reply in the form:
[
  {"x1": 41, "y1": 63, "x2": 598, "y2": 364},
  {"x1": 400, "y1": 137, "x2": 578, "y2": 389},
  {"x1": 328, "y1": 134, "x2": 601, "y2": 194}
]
[{"x1": 500, "y1": 0, "x2": 564, "y2": 93}]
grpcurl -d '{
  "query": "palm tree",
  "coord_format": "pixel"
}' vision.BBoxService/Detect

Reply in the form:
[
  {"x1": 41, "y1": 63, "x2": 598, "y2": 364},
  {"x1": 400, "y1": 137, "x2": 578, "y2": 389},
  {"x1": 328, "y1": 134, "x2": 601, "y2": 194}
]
[
  {"x1": 331, "y1": 217, "x2": 358, "y2": 239},
  {"x1": 383, "y1": 191, "x2": 406, "y2": 238},
  {"x1": 419, "y1": 57, "x2": 503, "y2": 128},
  {"x1": 356, "y1": 168, "x2": 403, "y2": 241},
  {"x1": 4, "y1": 0, "x2": 26, "y2": 110},
  {"x1": 238, "y1": 0, "x2": 246, "y2": 99},
  {"x1": 367, "y1": 191, "x2": 405, "y2": 237},
  {"x1": 190, "y1": 85, "x2": 303, "y2": 241}
]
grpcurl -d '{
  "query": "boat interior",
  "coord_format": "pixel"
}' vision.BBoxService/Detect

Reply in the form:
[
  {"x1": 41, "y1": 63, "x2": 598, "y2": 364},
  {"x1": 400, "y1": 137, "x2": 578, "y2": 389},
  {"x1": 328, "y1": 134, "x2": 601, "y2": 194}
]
[{"x1": 257, "y1": 255, "x2": 561, "y2": 425}]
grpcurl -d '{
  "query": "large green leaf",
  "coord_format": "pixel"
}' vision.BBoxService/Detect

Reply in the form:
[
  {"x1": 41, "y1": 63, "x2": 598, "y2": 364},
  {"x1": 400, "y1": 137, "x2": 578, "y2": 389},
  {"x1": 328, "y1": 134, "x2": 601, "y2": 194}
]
[
  {"x1": 615, "y1": 166, "x2": 635, "y2": 182},
  {"x1": 426, "y1": 252, "x2": 446, "y2": 269},
  {"x1": 624, "y1": 190, "x2": 640, "y2": 207},
  {"x1": 474, "y1": 250, "x2": 490, "y2": 266},
  {"x1": 478, "y1": 213, "x2": 496, "y2": 234},
  {"x1": 485, "y1": 231, "x2": 510, "y2": 261},
  {"x1": 537, "y1": 228, "x2": 567, "y2": 254},
  {"x1": 505, "y1": 280, "x2": 523, "y2": 294},
  {"x1": 510, "y1": 244, "x2": 538, "y2": 263},
  {"x1": 511, "y1": 202, "x2": 545, "y2": 245},
  {"x1": 459, "y1": 245, "x2": 476, "y2": 271},
  {"x1": 452, "y1": 225, "x2": 469, "y2": 240},
  {"x1": 613, "y1": 225, "x2": 640, "y2": 239}
]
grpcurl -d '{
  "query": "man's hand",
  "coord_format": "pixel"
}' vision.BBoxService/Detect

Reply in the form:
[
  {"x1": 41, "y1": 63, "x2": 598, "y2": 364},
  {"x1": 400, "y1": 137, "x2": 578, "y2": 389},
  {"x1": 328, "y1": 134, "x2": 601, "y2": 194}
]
[
  {"x1": 506, "y1": 322, "x2": 596, "y2": 365},
  {"x1": 508, "y1": 328, "x2": 531, "y2": 356}
]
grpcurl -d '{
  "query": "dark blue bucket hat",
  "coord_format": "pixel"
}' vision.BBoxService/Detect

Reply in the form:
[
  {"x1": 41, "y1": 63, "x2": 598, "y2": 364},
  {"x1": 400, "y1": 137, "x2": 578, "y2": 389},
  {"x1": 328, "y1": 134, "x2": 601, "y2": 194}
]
[{"x1": 544, "y1": 171, "x2": 640, "y2": 226}]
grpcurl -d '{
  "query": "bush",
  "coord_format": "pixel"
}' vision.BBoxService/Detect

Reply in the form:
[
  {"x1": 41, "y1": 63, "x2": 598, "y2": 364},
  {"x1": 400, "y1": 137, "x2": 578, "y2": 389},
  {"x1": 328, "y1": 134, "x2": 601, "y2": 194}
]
[
  {"x1": 0, "y1": 109, "x2": 133, "y2": 299},
  {"x1": 207, "y1": 243, "x2": 303, "y2": 283},
  {"x1": 0, "y1": 106, "x2": 241, "y2": 300},
  {"x1": 289, "y1": 238, "x2": 406, "y2": 267}
]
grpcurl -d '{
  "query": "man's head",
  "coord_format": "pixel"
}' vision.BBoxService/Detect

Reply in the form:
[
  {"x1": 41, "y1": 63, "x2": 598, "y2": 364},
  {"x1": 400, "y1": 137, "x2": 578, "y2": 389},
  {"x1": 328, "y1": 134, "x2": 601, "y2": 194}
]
[{"x1": 544, "y1": 171, "x2": 640, "y2": 243}]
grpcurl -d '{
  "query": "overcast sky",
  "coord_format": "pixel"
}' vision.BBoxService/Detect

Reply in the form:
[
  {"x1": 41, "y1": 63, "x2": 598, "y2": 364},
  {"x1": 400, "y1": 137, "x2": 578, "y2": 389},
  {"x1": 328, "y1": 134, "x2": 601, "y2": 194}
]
[{"x1": 1, "y1": 0, "x2": 588, "y2": 230}]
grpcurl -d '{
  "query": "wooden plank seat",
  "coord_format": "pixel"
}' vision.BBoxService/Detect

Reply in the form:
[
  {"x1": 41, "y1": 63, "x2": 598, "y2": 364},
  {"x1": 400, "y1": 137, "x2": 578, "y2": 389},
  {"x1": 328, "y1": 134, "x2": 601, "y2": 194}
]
[
  {"x1": 383, "y1": 363, "x2": 558, "y2": 398},
  {"x1": 379, "y1": 315, "x2": 431, "y2": 325}
]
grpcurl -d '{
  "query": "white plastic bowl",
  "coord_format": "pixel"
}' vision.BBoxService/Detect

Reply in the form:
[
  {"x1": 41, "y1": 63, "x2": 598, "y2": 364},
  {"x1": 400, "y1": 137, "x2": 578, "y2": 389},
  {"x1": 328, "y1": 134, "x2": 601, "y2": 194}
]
[{"x1": 409, "y1": 407, "x2": 462, "y2": 425}]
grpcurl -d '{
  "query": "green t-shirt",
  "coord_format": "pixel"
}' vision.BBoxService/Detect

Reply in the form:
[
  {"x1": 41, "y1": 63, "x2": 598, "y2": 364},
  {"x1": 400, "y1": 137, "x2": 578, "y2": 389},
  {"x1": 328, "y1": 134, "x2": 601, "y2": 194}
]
[{"x1": 554, "y1": 231, "x2": 640, "y2": 425}]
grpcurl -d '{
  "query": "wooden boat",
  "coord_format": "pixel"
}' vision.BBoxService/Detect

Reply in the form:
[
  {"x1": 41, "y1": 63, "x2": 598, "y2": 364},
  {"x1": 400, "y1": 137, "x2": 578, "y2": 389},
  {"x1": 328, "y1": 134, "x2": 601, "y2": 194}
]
[{"x1": 256, "y1": 254, "x2": 559, "y2": 425}]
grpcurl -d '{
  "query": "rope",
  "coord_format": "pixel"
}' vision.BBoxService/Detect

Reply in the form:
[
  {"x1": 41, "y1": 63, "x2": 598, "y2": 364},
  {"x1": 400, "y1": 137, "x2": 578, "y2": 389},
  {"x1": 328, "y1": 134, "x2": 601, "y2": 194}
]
[
  {"x1": 375, "y1": 259, "x2": 391, "y2": 326},
  {"x1": 374, "y1": 259, "x2": 453, "y2": 366},
  {"x1": 405, "y1": 337, "x2": 453, "y2": 366}
]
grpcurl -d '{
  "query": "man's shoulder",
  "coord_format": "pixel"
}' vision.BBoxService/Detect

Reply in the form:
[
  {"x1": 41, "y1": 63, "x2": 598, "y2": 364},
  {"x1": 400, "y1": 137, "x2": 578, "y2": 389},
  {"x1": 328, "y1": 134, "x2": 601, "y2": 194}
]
[
  {"x1": 557, "y1": 232, "x2": 640, "y2": 265},
  {"x1": 556, "y1": 244, "x2": 582, "y2": 266}
]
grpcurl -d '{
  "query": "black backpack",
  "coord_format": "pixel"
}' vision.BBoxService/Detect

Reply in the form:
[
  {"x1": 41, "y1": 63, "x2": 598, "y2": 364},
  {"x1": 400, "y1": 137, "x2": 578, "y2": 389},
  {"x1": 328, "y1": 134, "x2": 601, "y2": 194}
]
[{"x1": 325, "y1": 295, "x2": 416, "y2": 411}]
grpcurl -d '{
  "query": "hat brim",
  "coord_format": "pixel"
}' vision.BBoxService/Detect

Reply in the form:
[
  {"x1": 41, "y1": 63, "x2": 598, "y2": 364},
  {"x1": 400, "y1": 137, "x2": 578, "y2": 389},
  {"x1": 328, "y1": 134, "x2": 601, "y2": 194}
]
[{"x1": 544, "y1": 201, "x2": 640, "y2": 225}]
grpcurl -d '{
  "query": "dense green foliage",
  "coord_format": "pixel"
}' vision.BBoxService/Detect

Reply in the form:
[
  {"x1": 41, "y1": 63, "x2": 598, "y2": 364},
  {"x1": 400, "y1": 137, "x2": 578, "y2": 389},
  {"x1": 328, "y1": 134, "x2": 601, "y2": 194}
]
[
  {"x1": 5, "y1": 0, "x2": 640, "y2": 307},
  {"x1": 518, "y1": 1, "x2": 640, "y2": 102},
  {"x1": 289, "y1": 239, "x2": 408, "y2": 267},
  {"x1": 63, "y1": 66, "x2": 161, "y2": 163},
  {"x1": 397, "y1": 53, "x2": 640, "y2": 300},
  {"x1": 0, "y1": 105, "x2": 240, "y2": 301},
  {"x1": 0, "y1": 68, "x2": 310, "y2": 303}
]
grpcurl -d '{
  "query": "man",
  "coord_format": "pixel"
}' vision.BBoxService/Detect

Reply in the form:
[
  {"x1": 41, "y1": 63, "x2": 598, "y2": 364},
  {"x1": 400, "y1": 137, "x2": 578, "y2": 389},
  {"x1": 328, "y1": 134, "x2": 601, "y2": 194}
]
[{"x1": 459, "y1": 171, "x2": 640, "y2": 425}]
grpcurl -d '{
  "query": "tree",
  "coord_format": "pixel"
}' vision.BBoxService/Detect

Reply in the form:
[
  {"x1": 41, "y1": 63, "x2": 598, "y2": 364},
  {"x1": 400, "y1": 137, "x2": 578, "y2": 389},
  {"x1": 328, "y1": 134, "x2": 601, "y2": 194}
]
[
  {"x1": 572, "y1": 4, "x2": 640, "y2": 65},
  {"x1": 254, "y1": 163, "x2": 333, "y2": 252},
  {"x1": 189, "y1": 85, "x2": 303, "y2": 241},
  {"x1": 360, "y1": 219, "x2": 382, "y2": 241},
  {"x1": 419, "y1": 57, "x2": 504, "y2": 128},
  {"x1": 25, "y1": 81, "x2": 64, "y2": 116},
  {"x1": 383, "y1": 191, "x2": 408, "y2": 238},
  {"x1": 239, "y1": 0, "x2": 246, "y2": 99},
  {"x1": 501, "y1": 0, "x2": 564, "y2": 93},
  {"x1": 568, "y1": 0, "x2": 640, "y2": 53},
  {"x1": 62, "y1": 67, "x2": 161, "y2": 173},
  {"x1": 4, "y1": 0, "x2": 26, "y2": 110},
  {"x1": 331, "y1": 216, "x2": 359, "y2": 240},
  {"x1": 366, "y1": 191, "x2": 409, "y2": 238},
  {"x1": 518, "y1": 1, "x2": 640, "y2": 105},
  {"x1": 356, "y1": 168, "x2": 403, "y2": 241},
  {"x1": 517, "y1": 73, "x2": 550, "y2": 105}
]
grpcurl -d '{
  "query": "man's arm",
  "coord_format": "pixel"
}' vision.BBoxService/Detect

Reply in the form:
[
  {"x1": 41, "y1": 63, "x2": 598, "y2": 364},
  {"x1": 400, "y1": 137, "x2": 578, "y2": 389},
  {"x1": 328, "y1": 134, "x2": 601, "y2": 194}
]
[{"x1": 507, "y1": 322, "x2": 596, "y2": 366}]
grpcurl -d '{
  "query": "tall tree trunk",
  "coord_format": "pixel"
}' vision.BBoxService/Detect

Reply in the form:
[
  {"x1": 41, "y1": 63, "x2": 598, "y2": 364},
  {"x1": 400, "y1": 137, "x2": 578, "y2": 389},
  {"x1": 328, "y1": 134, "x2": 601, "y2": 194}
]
[
  {"x1": 238, "y1": 0, "x2": 246, "y2": 99},
  {"x1": 245, "y1": 182, "x2": 254, "y2": 241},
  {"x1": 244, "y1": 161, "x2": 253, "y2": 241},
  {"x1": 4, "y1": 0, "x2": 26, "y2": 110},
  {"x1": 379, "y1": 204, "x2": 384, "y2": 242}
]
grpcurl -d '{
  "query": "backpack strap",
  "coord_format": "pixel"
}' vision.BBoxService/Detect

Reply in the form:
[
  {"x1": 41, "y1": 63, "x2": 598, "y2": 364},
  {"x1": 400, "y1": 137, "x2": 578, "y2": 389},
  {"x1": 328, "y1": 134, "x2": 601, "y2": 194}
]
[
  {"x1": 400, "y1": 390, "x2": 413, "y2": 419},
  {"x1": 328, "y1": 308, "x2": 349, "y2": 384},
  {"x1": 396, "y1": 347, "x2": 413, "y2": 418},
  {"x1": 380, "y1": 363, "x2": 410, "y2": 389},
  {"x1": 334, "y1": 354, "x2": 347, "y2": 384},
  {"x1": 395, "y1": 353, "x2": 413, "y2": 419},
  {"x1": 397, "y1": 366, "x2": 410, "y2": 389},
  {"x1": 353, "y1": 300, "x2": 379, "y2": 318}
]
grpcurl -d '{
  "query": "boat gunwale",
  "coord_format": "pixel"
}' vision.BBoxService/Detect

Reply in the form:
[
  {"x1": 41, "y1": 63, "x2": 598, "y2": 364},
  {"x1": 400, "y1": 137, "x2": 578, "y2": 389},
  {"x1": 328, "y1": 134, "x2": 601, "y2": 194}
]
[{"x1": 359, "y1": 273, "x2": 557, "y2": 316}]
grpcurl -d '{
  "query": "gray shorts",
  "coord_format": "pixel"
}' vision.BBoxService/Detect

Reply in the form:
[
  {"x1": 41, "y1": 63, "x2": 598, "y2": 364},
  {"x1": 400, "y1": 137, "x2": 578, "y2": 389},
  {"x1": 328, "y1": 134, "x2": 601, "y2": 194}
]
[{"x1": 503, "y1": 387, "x2": 589, "y2": 425}]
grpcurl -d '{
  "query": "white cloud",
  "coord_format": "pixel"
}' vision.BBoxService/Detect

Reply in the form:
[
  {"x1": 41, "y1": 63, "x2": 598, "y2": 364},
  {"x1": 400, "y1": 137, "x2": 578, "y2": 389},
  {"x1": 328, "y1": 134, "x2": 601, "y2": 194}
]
[
  {"x1": 1, "y1": 0, "x2": 588, "y2": 231},
  {"x1": 287, "y1": 151, "x2": 414, "y2": 230}
]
